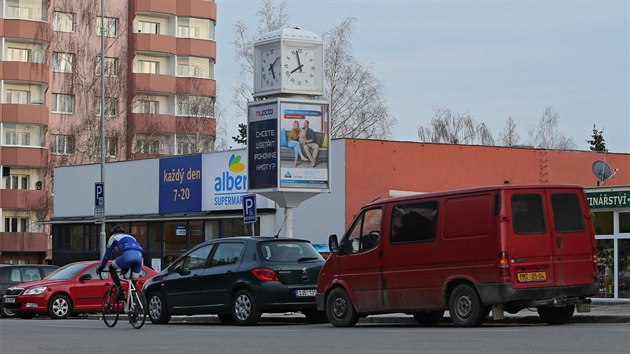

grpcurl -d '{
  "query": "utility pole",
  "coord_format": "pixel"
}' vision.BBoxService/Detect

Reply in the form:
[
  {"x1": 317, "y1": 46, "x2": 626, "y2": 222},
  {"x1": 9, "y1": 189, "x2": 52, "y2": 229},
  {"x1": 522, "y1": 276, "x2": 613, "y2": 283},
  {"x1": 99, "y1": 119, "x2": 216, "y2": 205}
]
[{"x1": 98, "y1": 0, "x2": 106, "y2": 258}]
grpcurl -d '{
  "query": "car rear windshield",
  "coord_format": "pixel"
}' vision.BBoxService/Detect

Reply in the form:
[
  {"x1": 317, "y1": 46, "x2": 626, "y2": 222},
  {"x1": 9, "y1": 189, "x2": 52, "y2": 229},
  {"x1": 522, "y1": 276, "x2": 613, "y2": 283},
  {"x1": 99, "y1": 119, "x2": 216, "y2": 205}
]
[
  {"x1": 258, "y1": 241, "x2": 324, "y2": 262},
  {"x1": 551, "y1": 193, "x2": 584, "y2": 232},
  {"x1": 512, "y1": 194, "x2": 546, "y2": 234},
  {"x1": 45, "y1": 264, "x2": 85, "y2": 280}
]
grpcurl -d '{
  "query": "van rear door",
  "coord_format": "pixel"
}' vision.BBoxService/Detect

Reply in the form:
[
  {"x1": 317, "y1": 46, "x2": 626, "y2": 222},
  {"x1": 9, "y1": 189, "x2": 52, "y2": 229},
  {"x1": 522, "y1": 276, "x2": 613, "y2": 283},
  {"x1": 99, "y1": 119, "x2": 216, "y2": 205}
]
[
  {"x1": 506, "y1": 191, "x2": 555, "y2": 289},
  {"x1": 545, "y1": 189, "x2": 594, "y2": 286}
]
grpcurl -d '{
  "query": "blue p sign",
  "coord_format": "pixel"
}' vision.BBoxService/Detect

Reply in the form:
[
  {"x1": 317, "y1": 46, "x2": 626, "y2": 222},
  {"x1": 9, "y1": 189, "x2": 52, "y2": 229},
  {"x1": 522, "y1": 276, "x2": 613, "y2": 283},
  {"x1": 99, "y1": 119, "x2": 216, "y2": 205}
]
[
  {"x1": 243, "y1": 194, "x2": 256, "y2": 224},
  {"x1": 95, "y1": 182, "x2": 105, "y2": 207}
]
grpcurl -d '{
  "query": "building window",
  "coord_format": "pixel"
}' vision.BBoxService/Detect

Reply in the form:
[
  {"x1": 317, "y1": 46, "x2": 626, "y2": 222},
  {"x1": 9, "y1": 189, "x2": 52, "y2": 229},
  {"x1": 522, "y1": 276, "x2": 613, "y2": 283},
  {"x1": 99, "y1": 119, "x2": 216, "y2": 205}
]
[
  {"x1": 176, "y1": 95, "x2": 214, "y2": 117},
  {"x1": 52, "y1": 12, "x2": 75, "y2": 32},
  {"x1": 177, "y1": 140, "x2": 195, "y2": 155},
  {"x1": 103, "y1": 57, "x2": 118, "y2": 76},
  {"x1": 97, "y1": 137, "x2": 118, "y2": 157},
  {"x1": 138, "y1": 20, "x2": 159, "y2": 34},
  {"x1": 135, "y1": 100, "x2": 159, "y2": 114},
  {"x1": 51, "y1": 134, "x2": 74, "y2": 155},
  {"x1": 51, "y1": 93, "x2": 75, "y2": 114},
  {"x1": 95, "y1": 97, "x2": 118, "y2": 117},
  {"x1": 135, "y1": 139, "x2": 160, "y2": 154},
  {"x1": 138, "y1": 60, "x2": 159, "y2": 74},
  {"x1": 7, "y1": 5, "x2": 32, "y2": 20},
  {"x1": 177, "y1": 57, "x2": 211, "y2": 78},
  {"x1": 4, "y1": 130, "x2": 30, "y2": 146},
  {"x1": 4, "y1": 217, "x2": 29, "y2": 232},
  {"x1": 6, "y1": 47, "x2": 31, "y2": 62},
  {"x1": 97, "y1": 17, "x2": 118, "y2": 37},
  {"x1": 5, "y1": 89, "x2": 30, "y2": 104},
  {"x1": 4, "y1": 175, "x2": 29, "y2": 190},
  {"x1": 52, "y1": 52, "x2": 75, "y2": 73},
  {"x1": 177, "y1": 18, "x2": 213, "y2": 40}
]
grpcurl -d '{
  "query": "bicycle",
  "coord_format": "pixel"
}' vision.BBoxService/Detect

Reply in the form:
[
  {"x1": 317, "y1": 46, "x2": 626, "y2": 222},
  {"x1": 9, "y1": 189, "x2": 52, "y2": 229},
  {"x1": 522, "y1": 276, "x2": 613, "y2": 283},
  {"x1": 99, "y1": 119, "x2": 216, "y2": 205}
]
[{"x1": 99, "y1": 267, "x2": 147, "y2": 329}]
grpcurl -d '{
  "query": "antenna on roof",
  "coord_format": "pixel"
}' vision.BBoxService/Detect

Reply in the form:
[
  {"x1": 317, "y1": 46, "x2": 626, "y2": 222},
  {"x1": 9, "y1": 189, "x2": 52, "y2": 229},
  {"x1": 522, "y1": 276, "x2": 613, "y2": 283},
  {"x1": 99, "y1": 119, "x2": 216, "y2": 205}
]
[
  {"x1": 592, "y1": 160, "x2": 618, "y2": 186},
  {"x1": 274, "y1": 214, "x2": 288, "y2": 239}
]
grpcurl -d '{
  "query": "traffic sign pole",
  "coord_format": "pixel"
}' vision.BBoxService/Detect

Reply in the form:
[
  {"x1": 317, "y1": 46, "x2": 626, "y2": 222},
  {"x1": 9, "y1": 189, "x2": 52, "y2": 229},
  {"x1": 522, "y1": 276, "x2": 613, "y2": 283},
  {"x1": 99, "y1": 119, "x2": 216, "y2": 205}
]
[{"x1": 243, "y1": 194, "x2": 257, "y2": 236}]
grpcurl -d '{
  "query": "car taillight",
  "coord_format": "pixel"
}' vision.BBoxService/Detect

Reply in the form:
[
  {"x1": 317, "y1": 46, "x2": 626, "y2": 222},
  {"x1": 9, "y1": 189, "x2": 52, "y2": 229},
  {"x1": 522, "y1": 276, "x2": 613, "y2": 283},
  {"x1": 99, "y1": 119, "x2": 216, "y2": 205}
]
[
  {"x1": 251, "y1": 268, "x2": 279, "y2": 282},
  {"x1": 498, "y1": 251, "x2": 510, "y2": 281},
  {"x1": 593, "y1": 248, "x2": 598, "y2": 263}
]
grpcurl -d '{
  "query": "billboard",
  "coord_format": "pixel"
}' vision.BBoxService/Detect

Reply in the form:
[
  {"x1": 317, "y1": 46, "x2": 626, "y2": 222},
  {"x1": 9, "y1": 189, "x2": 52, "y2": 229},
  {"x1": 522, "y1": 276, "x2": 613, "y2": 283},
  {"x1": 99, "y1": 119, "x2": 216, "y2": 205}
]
[
  {"x1": 202, "y1": 151, "x2": 271, "y2": 211},
  {"x1": 248, "y1": 98, "x2": 330, "y2": 193},
  {"x1": 159, "y1": 155, "x2": 202, "y2": 213}
]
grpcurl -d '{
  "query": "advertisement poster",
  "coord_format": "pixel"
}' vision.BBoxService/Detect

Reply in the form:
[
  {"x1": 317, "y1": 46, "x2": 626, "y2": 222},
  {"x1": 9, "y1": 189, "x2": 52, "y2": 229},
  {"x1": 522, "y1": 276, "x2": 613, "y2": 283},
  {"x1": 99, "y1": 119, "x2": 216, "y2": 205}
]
[
  {"x1": 202, "y1": 151, "x2": 271, "y2": 211},
  {"x1": 159, "y1": 155, "x2": 202, "y2": 213},
  {"x1": 248, "y1": 102, "x2": 279, "y2": 190},
  {"x1": 278, "y1": 101, "x2": 330, "y2": 190}
]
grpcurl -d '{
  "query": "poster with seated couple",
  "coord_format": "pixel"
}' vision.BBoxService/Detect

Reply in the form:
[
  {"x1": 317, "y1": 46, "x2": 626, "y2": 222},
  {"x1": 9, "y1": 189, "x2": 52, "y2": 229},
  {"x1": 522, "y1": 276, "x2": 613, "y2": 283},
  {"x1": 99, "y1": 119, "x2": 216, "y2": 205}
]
[{"x1": 248, "y1": 98, "x2": 330, "y2": 193}]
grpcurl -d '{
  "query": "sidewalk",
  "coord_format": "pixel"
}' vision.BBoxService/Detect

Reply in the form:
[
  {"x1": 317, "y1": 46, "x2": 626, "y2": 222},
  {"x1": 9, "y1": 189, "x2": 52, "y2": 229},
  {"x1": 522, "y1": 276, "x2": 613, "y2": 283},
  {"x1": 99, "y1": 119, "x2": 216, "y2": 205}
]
[{"x1": 102, "y1": 300, "x2": 627, "y2": 325}]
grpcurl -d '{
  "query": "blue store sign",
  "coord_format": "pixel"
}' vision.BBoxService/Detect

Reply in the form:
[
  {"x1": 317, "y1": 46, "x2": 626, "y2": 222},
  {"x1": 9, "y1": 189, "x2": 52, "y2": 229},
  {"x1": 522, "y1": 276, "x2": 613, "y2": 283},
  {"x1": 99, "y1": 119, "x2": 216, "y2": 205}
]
[{"x1": 159, "y1": 155, "x2": 202, "y2": 213}]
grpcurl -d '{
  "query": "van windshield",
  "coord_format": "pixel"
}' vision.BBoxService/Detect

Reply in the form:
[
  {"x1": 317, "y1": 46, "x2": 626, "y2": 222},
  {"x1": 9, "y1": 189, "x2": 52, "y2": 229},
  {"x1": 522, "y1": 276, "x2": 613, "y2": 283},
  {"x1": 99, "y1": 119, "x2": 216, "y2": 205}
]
[{"x1": 511, "y1": 194, "x2": 546, "y2": 234}]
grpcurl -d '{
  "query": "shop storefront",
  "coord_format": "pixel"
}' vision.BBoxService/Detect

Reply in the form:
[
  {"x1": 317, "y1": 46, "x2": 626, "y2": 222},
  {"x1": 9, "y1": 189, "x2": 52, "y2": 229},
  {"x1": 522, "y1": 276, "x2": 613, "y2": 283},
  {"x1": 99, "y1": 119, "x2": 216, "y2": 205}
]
[{"x1": 586, "y1": 186, "x2": 630, "y2": 300}]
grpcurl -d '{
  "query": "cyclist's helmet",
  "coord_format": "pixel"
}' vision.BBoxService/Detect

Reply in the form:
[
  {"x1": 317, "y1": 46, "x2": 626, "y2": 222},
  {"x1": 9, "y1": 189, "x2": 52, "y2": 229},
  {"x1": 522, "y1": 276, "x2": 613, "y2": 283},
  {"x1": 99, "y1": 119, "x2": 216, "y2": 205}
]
[{"x1": 110, "y1": 225, "x2": 126, "y2": 235}]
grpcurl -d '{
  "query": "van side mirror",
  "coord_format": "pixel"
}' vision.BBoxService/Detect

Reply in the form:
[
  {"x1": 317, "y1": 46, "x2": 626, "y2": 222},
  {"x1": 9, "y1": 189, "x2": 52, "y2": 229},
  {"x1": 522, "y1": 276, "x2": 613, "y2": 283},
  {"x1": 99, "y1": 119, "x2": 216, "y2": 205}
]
[{"x1": 329, "y1": 234, "x2": 340, "y2": 254}]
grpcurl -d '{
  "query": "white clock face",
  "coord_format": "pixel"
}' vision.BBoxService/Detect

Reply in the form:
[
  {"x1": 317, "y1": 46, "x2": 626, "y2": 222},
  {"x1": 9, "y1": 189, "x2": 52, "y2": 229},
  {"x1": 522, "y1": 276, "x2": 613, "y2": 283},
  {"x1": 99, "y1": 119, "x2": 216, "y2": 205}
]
[
  {"x1": 261, "y1": 48, "x2": 281, "y2": 89},
  {"x1": 284, "y1": 48, "x2": 315, "y2": 88}
]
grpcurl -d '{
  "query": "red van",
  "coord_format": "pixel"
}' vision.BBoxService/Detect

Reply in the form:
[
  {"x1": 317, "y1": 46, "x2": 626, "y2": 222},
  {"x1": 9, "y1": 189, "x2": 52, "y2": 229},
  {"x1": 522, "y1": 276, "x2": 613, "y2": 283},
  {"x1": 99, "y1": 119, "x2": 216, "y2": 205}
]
[{"x1": 316, "y1": 184, "x2": 598, "y2": 327}]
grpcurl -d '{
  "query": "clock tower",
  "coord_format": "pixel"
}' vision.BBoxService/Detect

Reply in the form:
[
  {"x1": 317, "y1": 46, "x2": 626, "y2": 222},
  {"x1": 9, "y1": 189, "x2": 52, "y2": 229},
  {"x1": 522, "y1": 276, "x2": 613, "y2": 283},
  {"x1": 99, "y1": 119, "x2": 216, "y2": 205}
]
[{"x1": 253, "y1": 28, "x2": 324, "y2": 98}]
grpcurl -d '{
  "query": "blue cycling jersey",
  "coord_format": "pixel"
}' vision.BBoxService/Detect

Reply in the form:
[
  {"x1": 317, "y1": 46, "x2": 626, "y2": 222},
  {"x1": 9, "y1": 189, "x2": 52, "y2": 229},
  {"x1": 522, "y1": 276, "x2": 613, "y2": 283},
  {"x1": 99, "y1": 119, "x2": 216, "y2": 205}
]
[{"x1": 101, "y1": 233, "x2": 143, "y2": 267}]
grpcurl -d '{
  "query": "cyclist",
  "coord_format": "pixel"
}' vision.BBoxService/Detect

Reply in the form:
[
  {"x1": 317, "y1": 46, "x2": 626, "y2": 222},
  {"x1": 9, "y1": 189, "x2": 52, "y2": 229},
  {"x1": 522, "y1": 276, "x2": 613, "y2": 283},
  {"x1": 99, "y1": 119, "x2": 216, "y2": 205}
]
[{"x1": 96, "y1": 225, "x2": 144, "y2": 301}]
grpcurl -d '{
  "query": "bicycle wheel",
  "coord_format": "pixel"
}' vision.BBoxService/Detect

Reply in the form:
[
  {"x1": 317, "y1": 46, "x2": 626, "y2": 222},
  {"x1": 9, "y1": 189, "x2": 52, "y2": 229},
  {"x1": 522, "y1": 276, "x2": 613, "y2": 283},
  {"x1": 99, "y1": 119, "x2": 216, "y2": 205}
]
[
  {"x1": 128, "y1": 290, "x2": 147, "y2": 329},
  {"x1": 102, "y1": 287, "x2": 120, "y2": 327}
]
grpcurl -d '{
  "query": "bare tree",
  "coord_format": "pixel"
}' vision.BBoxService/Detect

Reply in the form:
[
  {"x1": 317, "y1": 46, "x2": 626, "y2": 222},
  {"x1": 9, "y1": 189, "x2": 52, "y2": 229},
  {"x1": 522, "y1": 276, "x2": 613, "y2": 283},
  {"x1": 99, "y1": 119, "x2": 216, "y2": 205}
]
[
  {"x1": 528, "y1": 106, "x2": 576, "y2": 150},
  {"x1": 418, "y1": 107, "x2": 494, "y2": 145},
  {"x1": 498, "y1": 117, "x2": 520, "y2": 146},
  {"x1": 324, "y1": 19, "x2": 394, "y2": 139},
  {"x1": 230, "y1": 1, "x2": 395, "y2": 143}
]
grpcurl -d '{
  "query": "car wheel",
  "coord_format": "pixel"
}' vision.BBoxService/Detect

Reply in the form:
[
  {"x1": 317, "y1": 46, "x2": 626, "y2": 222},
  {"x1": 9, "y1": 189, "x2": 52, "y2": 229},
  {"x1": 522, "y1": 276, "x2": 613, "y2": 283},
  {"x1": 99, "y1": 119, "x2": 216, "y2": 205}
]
[
  {"x1": 326, "y1": 288, "x2": 359, "y2": 327},
  {"x1": 48, "y1": 294, "x2": 72, "y2": 319},
  {"x1": 448, "y1": 284, "x2": 484, "y2": 327},
  {"x1": 231, "y1": 289, "x2": 261, "y2": 326},
  {"x1": 412, "y1": 310, "x2": 445, "y2": 325},
  {"x1": 0, "y1": 300, "x2": 17, "y2": 318},
  {"x1": 147, "y1": 291, "x2": 171, "y2": 324},
  {"x1": 302, "y1": 310, "x2": 328, "y2": 324},
  {"x1": 217, "y1": 313, "x2": 234, "y2": 324},
  {"x1": 537, "y1": 305, "x2": 575, "y2": 325}
]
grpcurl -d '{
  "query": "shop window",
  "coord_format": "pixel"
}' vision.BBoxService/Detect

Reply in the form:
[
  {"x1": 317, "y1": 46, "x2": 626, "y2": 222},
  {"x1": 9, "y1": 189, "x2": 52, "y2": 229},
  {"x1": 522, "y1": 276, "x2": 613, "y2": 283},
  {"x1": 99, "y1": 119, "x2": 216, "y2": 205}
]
[
  {"x1": 592, "y1": 211, "x2": 614, "y2": 235},
  {"x1": 64, "y1": 225, "x2": 83, "y2": 251},
  {"x1": 164, "y1": 222, "x2": 186, "y2": 252},
  {"x1": 620, "y1": 212, "x2": 630, "y2": 234},
  {"x1": 619, "y1": 239, "x2": 630, "y2": 298},
  {"x1": 189, "y1": 221, "x2": 203, "y2": 247},
  {"x1": 595, "y1": 239, "x2": 614, "y2": 298}
]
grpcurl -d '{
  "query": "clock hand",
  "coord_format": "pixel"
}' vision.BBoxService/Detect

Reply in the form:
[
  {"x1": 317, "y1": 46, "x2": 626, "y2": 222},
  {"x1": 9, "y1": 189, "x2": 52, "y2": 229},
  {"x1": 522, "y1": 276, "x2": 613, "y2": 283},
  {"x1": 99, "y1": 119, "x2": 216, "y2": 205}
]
[
  {"x1": 290, "y1": 64, "x2": 304, "y2": 74},
  {"x1": 269, "y1": 63, "x2": 276, "y2": 79},
  {"x1": 295, "y1": 51, "x2": 303, "y2": 72}
]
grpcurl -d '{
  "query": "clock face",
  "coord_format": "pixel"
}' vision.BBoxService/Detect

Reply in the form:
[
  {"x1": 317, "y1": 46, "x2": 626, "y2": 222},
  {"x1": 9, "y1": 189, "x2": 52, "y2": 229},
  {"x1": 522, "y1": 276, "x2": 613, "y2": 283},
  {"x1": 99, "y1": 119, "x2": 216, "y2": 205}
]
[
  {"x1": 283, "y1": 48, "x2": 315, "y2": 88},
  {"x1": 260, "y1": 48, "x2": 281, "y2": 89}
]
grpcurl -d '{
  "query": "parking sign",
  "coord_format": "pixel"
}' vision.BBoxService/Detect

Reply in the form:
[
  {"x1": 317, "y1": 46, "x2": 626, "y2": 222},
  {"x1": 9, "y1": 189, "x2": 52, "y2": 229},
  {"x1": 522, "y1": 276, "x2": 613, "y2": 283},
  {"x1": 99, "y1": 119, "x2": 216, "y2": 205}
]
[{"x1": 243, "y1": 194, "x2": 256, "y2": 224}]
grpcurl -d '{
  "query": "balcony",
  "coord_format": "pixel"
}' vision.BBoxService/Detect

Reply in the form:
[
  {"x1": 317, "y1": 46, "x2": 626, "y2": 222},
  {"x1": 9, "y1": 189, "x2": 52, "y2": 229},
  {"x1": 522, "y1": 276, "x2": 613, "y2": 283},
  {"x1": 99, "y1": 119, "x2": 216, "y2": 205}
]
[
  {"x1": 133, "y1": 33, "x2": 177, "y2": 55},
  {"x1": 129, "y1": 112, "x2": 176, "y2": 133},
  {"x1": 176, "y1": 37, "x2": 216, "y2": 59},
  {"x1": 0, "y1": 146, "x2": 48, "y2": 166},
  {"x1": 0, "y1": 19, "x2": 49, "y2": 41},
  {"x1": 176, "y1": 116, "x2": 215, "y2": 136},
  {"x1": 131, "y1": 73, "x2": 176, "y2": 94},
  {"x1": 0, "y1": 232, "x2": 49, "y2": 254},
  {"x1": 132, "y1": 0, "x2": 216, "y2": 19},
  {"x1": 0, "y1": 104, "x2": 49, "y2": 125},
  {"x1": 0, "y1": 61, "x2": 49, "y2": 83},
  {"x1": 175, "y1": 76, "x2": 216, "y2": 96},
  {"x1": 0, "y1": 189, "x2": 45, "y2": 209}
]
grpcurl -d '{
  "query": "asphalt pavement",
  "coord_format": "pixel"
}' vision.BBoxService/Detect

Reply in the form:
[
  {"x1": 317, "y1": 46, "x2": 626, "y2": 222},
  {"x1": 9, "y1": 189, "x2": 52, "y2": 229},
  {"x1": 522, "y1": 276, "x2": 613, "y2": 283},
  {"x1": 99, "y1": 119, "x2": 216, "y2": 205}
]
[{"x1": 87, "y1": 299, "x2": 630, "y2": 325}]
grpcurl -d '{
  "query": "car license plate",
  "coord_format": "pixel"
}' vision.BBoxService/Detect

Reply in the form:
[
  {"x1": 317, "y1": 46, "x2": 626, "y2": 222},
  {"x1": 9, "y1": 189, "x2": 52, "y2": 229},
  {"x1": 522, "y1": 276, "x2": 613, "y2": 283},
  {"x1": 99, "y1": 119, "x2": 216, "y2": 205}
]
[
  {"x1": 4, "y1": 297, "x2": 15, "y2": 303},
  {"x1": 295, "y1": 289, "x2": 316, "y2": 297},
  {"x1": 517, "y1": 271, "x2": 547, "y2": 282}
]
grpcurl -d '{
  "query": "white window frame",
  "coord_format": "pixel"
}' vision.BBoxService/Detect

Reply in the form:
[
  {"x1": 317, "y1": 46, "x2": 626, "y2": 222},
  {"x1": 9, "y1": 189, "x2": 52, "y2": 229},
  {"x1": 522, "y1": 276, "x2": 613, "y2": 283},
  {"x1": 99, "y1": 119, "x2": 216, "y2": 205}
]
[
  {"x1": 138, "y1": 20, "x2": 159, "y2": 34},
  {"x1": 51, "y1": 93, "x2": 75, "y2": 114},
  {"x1": 135, "y1": 139, "x2": 160, "y2": 154},
  {"x1": 95, "y1": 97, "x2": 118, "y2": 117},
  {"x1": 138, "y1": 60, "x2": 159, "y2": 74},
  {"x1": 52, "y1": 52, "x2": 75, "y2": 73},
  {"x1": 4, "y1": 130, "x2": 30, "y2": 146},
  {"x1": 5, "y1": 89, "x2": 30, "y2": 104},
  {"x1": 4, "y1": 217, "x2": 29, "y2": 232},
  {"x1": 176, "y1": 95, "x2": 214, "y2": 117},
  {"x1": 52, "y1": 11, "x2": 75, "y2": 32},
  {"x1": 4, "y1": 174, "x2": 29, "y2": 190},
  {"x1": 97, "y1": 17, "x2": 118, "y2": 38},
  {"x1": 50, "y1": 134, "x2": 74, "y2": 155},
  {"x1": 7, "y1": 5, "x2": 32, "y2": 20},
  {"x1": 6, "y1": 47, "x2": 31, "y2": 62},
  {"x1": 103, "y1": 57, "x2": 118, "y2": 77},
  {"x1": 136, "y1": 100, "x2": 159, "y2": 114}
]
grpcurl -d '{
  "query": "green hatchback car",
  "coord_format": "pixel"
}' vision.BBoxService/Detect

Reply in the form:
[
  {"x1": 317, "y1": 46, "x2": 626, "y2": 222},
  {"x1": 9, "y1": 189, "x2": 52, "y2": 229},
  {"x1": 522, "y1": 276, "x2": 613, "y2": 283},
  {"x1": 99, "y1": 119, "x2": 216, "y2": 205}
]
[{"x1": 143, "y1": 237, "x2": 326, "y2": 325}]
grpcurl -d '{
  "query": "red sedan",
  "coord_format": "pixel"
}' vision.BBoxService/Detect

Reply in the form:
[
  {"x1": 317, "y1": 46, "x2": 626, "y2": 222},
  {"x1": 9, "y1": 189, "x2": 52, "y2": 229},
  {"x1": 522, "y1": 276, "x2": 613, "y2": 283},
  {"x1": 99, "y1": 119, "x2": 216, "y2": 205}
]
[{"x1": 2, "y1": 260, "x2": 157, "y2": 319}]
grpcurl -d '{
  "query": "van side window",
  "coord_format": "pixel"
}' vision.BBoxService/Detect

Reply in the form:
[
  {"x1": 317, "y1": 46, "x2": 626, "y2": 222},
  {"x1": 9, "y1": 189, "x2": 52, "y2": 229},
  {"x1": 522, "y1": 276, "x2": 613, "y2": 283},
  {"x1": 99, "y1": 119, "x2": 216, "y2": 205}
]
[
  {"x1": 511, "y1": 194, "x2": 546, "y2": 234},
  {"x1": 342, "y1": 208, "x2": 382, "y2": 254},
  {"x1": 390, "y1": 201, "x2": 438, "y2": 243},
  {"x1": 551, "y1": 193, "x2": 584, "y2": 232}
]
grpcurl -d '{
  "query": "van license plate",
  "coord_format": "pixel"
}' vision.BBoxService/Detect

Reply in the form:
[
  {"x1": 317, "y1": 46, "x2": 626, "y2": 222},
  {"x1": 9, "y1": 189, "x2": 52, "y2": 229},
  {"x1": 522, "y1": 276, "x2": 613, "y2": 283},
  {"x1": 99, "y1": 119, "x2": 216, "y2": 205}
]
[
  {"x1": 517, "y1": 271, "x2": 547, "y2": 282},
  {"x1": 4, "y1": 297, "x2": 15, "y2": 303},
  {"x1": 295, "y1": 289, "x2": 316, "y2": 297}
]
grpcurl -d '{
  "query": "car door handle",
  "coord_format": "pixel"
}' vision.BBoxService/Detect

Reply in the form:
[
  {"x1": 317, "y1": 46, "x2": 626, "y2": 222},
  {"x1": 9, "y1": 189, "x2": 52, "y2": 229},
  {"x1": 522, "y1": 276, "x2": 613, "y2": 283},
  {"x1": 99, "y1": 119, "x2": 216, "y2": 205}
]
[{"x1": 557, "y1": 237, "x2": 563, "y2": 248}]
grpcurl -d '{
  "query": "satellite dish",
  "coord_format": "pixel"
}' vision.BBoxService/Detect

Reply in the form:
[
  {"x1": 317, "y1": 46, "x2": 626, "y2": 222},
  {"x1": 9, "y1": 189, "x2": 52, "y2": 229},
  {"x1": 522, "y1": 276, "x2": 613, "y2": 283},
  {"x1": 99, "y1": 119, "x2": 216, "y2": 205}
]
[{"x1": 592, "y1": 160, "x2": 618, "y2": 185}]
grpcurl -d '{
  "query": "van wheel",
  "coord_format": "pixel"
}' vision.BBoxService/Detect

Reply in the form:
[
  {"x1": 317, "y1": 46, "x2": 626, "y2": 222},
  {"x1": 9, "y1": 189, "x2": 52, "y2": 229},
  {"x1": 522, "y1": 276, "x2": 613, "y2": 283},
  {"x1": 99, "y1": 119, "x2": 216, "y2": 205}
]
[
  {"x1": 537, "y1": 305, "x2": 575, "y2": 325},
  {"x1": 448, "y1": 284, "x2": 484, "y2": 327},
  {"x1": 412, "y1": 310, "x2": 444, "y2": 325},
  {"x1": 326, "y1": 288, "x2": 359, "y2": 327}
]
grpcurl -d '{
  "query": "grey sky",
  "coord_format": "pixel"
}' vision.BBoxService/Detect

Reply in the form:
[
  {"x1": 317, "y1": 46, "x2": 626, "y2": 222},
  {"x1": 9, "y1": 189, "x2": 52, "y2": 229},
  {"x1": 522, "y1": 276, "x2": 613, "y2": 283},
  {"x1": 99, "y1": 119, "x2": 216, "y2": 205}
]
[{"x1": 215, "y1": 0, "x2": 629, "y2": 153}]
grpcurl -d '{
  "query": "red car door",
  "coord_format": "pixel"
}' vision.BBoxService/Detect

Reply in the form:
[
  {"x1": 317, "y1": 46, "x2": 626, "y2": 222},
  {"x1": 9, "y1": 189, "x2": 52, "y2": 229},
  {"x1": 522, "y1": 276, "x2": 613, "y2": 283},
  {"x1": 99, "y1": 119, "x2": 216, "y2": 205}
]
[
  {"x1": 71, "y1": 265, "x2": 111, "y2": 311},
  {"x1": 545, "y1": 189, "x2": 595, "y2": 287}
]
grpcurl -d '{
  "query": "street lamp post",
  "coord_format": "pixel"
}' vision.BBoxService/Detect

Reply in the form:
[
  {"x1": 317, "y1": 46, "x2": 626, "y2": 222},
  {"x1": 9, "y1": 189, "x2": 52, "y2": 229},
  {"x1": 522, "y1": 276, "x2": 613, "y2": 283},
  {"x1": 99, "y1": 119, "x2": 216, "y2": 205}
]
[{"x1": 98, "y1": 0, "x2": 106, "y2": 258}]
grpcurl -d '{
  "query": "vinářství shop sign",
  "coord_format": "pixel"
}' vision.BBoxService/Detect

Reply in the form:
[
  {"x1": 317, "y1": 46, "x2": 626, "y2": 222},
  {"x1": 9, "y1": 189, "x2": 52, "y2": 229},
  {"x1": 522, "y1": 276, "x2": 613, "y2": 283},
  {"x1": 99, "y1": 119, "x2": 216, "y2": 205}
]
[{"x1": 586, "y1": 190, "x2": 630, "y2": 209}]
